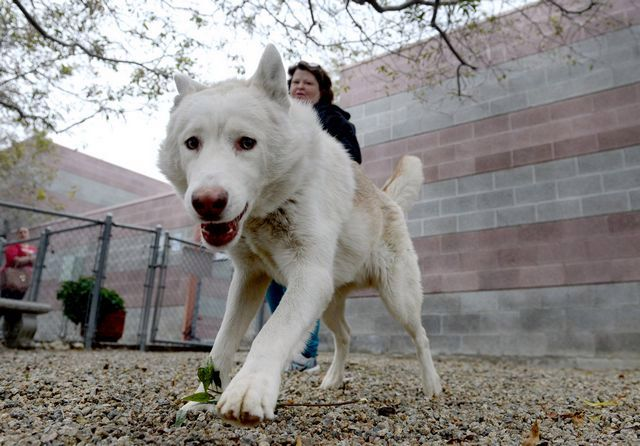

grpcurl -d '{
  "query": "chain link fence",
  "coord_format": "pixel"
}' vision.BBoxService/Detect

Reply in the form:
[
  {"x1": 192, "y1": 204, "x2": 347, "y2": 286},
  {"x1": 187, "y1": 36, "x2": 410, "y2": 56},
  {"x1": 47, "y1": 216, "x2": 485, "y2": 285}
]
[
  {"x1": 149, "y1": 235, "x2": 234, "y2": 347},
  {"x1": 0, "y1": 201, "x2": 234, "y2": 350}
]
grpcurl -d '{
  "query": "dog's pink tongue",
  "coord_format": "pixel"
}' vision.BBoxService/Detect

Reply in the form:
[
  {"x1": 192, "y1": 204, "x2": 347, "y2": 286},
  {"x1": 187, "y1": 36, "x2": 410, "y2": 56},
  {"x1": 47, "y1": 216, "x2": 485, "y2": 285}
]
[{"x1": 201, "y1": 221, "x2": 238, "y2": 247}]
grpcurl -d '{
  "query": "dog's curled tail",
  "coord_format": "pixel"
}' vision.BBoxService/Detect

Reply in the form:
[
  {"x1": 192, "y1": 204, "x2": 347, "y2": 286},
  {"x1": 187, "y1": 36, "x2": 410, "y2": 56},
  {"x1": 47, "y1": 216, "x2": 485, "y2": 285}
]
[{"x1": 382, "y1": 155, "x2": 424, "y2": 213}]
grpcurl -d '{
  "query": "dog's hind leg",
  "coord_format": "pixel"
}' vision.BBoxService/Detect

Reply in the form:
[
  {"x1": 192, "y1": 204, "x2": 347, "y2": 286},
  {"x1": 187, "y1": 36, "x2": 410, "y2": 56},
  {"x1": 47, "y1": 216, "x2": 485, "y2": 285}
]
[
  {"x1": 377, "y1": 256, "x2": 442, "y2": 398},
  {"x1": 320, "y1": 289, "x2": 351, "y2": 389}
]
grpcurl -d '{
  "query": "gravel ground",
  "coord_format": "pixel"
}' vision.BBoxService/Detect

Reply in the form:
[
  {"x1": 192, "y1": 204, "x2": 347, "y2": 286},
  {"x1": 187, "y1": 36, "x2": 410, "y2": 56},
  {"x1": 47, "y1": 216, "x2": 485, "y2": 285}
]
[{"x1": 1, "y1": 347, "x2": 639, "y2": 445}]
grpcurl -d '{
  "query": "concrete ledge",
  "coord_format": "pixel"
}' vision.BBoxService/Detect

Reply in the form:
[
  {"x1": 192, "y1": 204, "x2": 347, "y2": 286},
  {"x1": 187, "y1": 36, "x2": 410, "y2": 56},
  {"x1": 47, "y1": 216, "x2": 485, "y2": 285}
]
[
  {"x1": 0, "y1": 297, "x2": 51, "y2": 314},
  {"x1": 0, "y1": 298, "x2": 52, "y2": 348}
]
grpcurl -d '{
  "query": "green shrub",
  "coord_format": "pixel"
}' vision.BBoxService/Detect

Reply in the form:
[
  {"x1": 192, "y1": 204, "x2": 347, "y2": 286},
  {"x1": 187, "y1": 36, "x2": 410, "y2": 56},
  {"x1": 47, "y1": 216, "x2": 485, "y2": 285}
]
[{"x1": 56, "y1": 277, "x2": 125, "y2": 325}]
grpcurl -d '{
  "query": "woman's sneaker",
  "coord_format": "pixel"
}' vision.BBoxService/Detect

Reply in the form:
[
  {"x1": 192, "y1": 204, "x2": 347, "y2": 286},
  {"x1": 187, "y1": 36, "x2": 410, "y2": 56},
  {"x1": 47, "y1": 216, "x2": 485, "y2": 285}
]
[{"x1": 287, "y1": 353, "x2": 320, "y2": 373}]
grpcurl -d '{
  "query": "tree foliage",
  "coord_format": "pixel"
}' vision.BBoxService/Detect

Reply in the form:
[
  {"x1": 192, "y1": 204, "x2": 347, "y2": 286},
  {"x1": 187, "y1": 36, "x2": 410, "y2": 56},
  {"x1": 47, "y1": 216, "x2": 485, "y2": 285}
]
[
  {"x1": 0, "y1": 132, "x2": 60, "y2": 235},
  {"x1": 1, "y1": 0, "x2": 617, "y2": 146},
  {"x1": 1, "y1": 0, "x2": 203, "y2": 145},
  {"x1": 0, "y1": 132, "x2": 58, "y2": 206}
]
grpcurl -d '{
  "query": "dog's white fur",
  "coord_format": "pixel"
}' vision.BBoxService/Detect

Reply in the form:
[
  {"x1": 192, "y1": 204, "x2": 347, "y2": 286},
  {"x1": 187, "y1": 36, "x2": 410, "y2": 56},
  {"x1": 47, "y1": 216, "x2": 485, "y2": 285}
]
[{"x1": 159, "y1": 44, "x2": 441, "y2": 425}]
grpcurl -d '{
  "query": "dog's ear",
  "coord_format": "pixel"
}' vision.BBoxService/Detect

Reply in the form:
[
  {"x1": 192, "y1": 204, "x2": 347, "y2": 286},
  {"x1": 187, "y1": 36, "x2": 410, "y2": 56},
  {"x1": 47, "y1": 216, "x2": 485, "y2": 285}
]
[
  {"x1": 174, "y1": 74, "x2": 205, "y2": 96},
  {"x1": 250, "y1": 44, "x2": 289, "y2": 108}
]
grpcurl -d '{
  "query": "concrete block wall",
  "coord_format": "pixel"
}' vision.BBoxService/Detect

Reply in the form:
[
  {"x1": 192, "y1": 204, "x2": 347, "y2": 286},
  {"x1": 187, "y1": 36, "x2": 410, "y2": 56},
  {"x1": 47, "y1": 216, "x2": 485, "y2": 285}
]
[
  {"x1": 408, "y1": 146, "x2": 640, "y2": 237},
  {"x1": 324, "y1": 283, "x2": 640, "y2": 359},
  {"x1": 335, "y1": 0, "x2": 640, "y2": 360}
]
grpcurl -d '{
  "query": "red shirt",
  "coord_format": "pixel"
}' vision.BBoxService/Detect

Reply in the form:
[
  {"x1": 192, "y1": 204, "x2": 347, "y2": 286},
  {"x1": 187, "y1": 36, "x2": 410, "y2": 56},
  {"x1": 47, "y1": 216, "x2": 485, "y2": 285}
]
[{"x1": 3, "y1": 243, "x2": 36, "y2": 270}]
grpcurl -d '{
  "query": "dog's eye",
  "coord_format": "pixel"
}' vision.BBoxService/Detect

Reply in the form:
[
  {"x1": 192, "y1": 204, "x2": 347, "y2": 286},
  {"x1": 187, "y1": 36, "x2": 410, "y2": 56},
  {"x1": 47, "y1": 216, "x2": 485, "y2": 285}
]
[
  {"x1": 184, "y1": 136, "x2": 200, "y2": 151},
  {"x1": 236, "y1": 136, "x2": 256, "y2": 151}
]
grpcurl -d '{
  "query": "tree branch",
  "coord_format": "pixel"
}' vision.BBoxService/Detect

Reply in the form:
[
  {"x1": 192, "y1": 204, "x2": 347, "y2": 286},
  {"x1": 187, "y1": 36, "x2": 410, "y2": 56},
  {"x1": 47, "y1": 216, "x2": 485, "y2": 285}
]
[
  {"x1": 0, "y1": 98, "x2": 55, "y2": 131},
  {"x1": 351, "y1": 0, "x2": 477, "y2": 95},
  {"x1": 545, "y1": 0, "x2": 597, "y2": 15},
  {"x1": 429, "y1": 0, "x2": 477, "y2": 70},
  {"x1": 306, "y1": 0, "x2": 318, "y2": 34},
  {"x1": 11, "y1": 0, "x2": 165, "y2": 76},
  {"x1": 352, "y1": 0, "x2": 460, "y2": 13},
  {"x1": 429, "y1": 0, "x2": 477, "y2": 95}
]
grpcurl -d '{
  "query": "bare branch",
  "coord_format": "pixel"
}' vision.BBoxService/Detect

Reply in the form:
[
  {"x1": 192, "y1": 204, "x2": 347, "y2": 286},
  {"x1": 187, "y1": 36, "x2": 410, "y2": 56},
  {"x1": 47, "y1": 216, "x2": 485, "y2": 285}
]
[
  {"x1": 352, "y1": 0, "x2": 460, "y2": 13},
  {"x1": 350, "y1": 0, "x2": 477, "y2": 95},
  {"x1": 545, "y1": 0, "x2": 597, "y2": 15},
  {"x1": 306, "y1": 0, "x2": 318, "y2": 34},
  {"x1": 55, "y1": 108, "x2": 107, "y2": 133},
  {"x1": 429, "y1": 1, "x2": 477, "y2": 70}
]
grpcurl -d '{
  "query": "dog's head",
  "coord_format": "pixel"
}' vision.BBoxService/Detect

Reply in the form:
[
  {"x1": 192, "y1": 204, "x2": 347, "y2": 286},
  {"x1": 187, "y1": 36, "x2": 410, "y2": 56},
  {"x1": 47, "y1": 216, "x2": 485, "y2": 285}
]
[{"x1": 158, "y1": 44, "x2": 294, "y2": 249}]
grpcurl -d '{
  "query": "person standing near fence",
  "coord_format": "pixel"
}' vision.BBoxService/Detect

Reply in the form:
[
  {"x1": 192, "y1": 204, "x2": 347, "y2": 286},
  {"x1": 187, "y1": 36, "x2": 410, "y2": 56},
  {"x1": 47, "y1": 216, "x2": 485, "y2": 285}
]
[
  {"x1": 265, "y1": 60, "x2": 362, "y2": 373},
  {"x1": 1, "y1": 227, "x2": 36, "y2": 300}
]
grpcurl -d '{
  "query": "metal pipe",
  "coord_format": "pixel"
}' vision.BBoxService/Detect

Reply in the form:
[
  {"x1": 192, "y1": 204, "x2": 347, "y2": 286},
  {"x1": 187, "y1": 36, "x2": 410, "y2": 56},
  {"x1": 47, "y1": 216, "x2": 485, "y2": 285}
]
[
  {"x1": 112, "y1": 221, "x2": 159, "y2": 234},
  {"x1": 0, "y1": 200, "x2": 102, "y2": 224}
]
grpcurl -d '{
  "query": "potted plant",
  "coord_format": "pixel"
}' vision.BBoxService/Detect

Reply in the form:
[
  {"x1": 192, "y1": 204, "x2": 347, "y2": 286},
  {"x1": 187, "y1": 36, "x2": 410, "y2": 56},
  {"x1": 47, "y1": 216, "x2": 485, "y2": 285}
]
[{"x1": 56, "y1": 277, "x2": 126, "y2": 342}]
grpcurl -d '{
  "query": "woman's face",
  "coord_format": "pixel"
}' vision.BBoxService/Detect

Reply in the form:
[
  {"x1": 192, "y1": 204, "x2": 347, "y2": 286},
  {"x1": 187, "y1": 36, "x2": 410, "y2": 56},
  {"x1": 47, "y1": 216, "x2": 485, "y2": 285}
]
[
  {"x1": 289, "y1": 69, "x2": 321, "y2": 104},
  {"x1": 17, "y1": 227, "x2": 29, "y2": 240}
]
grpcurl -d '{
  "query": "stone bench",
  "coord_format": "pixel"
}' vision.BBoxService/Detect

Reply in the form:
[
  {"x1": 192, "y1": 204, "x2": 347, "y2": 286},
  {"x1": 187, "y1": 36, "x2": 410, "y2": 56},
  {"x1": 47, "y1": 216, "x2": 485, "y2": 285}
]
[{"x1": 0, "y1": 297, "x2": 51, "y2": 348}]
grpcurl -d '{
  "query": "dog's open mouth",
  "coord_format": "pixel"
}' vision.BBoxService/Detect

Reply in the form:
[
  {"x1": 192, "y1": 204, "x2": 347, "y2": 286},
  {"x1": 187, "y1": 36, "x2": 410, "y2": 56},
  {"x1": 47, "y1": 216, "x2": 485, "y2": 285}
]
[{"x1": 200, "y1": 203, "x2": 248, "y2": 247}]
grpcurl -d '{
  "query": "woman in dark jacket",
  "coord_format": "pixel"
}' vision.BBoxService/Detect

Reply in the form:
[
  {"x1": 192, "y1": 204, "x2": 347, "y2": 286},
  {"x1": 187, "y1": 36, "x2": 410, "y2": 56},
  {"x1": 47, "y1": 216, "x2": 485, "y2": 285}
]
[
  {"x1": 265, "y1": 60, "x2": 362, "y2": 373},
  {"x1": 288, "y1": 61, "x2": 362, "y2": 164}
]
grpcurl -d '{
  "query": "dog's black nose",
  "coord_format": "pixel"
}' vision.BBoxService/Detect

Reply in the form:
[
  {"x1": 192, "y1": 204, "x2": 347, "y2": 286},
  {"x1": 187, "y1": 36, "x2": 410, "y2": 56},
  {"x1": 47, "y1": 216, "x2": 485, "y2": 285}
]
[{"x1": 192, "y1": 187, "x2": 228, "y2": 221}]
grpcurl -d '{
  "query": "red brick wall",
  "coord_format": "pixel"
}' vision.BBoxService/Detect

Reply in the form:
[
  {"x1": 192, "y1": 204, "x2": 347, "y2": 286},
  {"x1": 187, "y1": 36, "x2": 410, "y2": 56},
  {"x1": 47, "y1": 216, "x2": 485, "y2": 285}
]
[
  {"x1": 417, "y1": 212, "x2": 640, "y2": 293},
  {"x1": 363, "y1": 83, "x2": 640, "y2": 187}
]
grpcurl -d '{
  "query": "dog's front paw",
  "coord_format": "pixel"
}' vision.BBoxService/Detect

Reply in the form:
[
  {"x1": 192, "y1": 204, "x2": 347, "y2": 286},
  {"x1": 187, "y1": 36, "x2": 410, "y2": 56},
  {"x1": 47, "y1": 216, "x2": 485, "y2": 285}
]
[{"x1": 216, "y1": 370, "x2": 279, "y2": 426}]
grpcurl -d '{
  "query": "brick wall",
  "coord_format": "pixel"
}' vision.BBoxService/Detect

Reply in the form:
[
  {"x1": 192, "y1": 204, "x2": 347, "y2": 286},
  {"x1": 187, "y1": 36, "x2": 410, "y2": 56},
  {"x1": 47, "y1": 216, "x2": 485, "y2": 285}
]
[{"x1": 334, "y1": 0, "x2": 640, "y2": 361}]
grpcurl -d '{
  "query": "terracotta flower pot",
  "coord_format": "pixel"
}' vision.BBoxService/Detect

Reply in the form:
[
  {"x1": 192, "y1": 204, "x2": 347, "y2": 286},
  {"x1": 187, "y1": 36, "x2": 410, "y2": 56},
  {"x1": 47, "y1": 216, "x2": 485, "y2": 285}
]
[{"x1": 95, "y1": 309, "x2": 126, "y2": 342}]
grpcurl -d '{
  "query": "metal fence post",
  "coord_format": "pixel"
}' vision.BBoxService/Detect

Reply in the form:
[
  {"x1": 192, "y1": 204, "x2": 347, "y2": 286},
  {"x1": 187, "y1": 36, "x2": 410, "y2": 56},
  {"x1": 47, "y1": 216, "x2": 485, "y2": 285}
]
[
  {"x1": 188, "y1": 278, "x2": 203, "y2": 340},
  {"x1": 26, "y1": 227, "x2": 50, "y2": 302},
  {"x1": 84, "y1": 214, "x2": 113, "y2": 350},
  {"x1": 149, "y1": 232, "x2": 171, "y2": 344},
  {"x1": 137, "y1": 225, "x2": 162, "y2": 351}
]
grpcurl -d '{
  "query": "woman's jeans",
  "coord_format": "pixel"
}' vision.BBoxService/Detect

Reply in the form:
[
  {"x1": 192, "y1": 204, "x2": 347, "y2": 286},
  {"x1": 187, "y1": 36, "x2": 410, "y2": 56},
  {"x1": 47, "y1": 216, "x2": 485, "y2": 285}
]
[{"x1": 265, "y1": 280, "x2": 320, "y2": 358}]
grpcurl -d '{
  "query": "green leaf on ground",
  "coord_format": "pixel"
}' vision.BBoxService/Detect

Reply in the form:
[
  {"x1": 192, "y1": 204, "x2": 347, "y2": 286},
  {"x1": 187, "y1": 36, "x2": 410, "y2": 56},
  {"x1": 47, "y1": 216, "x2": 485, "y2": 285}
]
[
  {"x1": 197, "y1": 362, "x2": 215, "y2": 394},
  {"x1": 174, "y1": 410, "x2": 187, "y2": 428},
  {"x1": 181, "y1": 392, "x2": 216, "y2": 403}
]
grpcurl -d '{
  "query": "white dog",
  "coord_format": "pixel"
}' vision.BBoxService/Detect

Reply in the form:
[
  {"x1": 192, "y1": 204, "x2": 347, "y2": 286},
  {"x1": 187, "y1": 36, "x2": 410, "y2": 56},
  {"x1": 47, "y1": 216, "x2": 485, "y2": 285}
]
[{"x1": 158, "y1": 44, "x2": 441, "y2": 425}]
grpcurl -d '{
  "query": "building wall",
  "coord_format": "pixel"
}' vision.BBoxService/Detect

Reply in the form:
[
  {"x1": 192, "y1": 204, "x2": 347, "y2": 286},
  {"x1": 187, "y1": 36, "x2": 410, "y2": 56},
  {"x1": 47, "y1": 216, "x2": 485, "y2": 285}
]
[
  {"x1": 335, "y1": 0, "x2": 640, "y2": 360},
  {"x1": 46, "y1": 144, "x2": 173, "y2": 214},
  {"x1": 80, "y1": 191, "x2": 194, "y2": 234}
]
